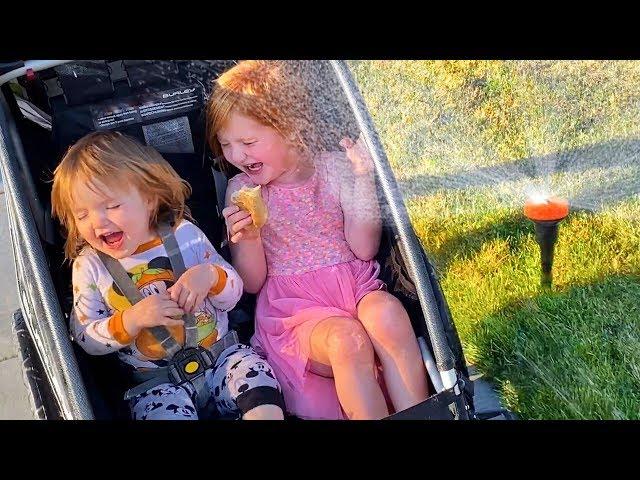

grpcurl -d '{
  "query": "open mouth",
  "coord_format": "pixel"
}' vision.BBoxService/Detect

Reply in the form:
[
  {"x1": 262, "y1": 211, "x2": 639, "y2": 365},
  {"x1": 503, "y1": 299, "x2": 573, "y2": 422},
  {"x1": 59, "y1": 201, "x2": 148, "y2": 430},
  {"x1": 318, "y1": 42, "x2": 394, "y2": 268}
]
[
  {"x1": 100, "y1": 231, "x2": 124, "y2": 250},
  {"x1": 246, "y1": 162, "x2": 263, "y2": 173}
]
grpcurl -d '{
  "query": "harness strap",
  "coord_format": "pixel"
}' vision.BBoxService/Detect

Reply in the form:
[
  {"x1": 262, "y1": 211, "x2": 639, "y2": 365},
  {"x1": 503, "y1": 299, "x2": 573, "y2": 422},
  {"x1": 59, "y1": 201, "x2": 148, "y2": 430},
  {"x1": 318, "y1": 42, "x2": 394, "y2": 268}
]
[
  {"x1": 97, "y1": 250, "x2": 182, "y2": 358},
  {"x1": 123, "y1": 330, "x2": 240, "y2": 405},
  {"x1": 157, "y1": 221, "x2": 199, "y2": 349}
]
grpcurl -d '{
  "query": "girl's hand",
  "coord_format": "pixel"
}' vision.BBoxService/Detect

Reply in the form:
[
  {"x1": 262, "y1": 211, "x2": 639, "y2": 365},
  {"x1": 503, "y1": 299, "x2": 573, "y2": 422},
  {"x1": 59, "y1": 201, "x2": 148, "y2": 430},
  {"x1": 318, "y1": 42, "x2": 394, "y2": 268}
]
[
  {"x1": 122, "y1": 293, "x2": 184, "y2": 338},
  {"x1": 340, "y1": 133, "x2": 374, "y2": 177},
  {"x1": 167, "y1": 264, "x2": 219, "y2": 314},
  {"x1": 222, "y1": 205, "x2": 261, "y2": 244}
]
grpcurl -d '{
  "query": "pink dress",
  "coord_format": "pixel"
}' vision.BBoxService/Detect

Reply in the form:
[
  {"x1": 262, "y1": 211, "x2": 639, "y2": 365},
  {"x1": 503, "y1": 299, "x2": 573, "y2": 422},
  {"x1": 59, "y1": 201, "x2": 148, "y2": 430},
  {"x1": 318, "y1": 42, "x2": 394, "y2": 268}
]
[{"x1": 228, "y1": 153, "x2": 385, "y2": 419}]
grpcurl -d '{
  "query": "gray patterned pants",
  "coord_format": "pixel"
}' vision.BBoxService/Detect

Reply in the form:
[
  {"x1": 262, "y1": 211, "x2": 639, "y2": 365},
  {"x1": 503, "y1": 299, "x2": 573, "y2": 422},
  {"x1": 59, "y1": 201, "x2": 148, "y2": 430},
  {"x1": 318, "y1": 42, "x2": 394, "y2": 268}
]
[{"x1": 130, "y1": 344, "x2": 284, "y2": 420}]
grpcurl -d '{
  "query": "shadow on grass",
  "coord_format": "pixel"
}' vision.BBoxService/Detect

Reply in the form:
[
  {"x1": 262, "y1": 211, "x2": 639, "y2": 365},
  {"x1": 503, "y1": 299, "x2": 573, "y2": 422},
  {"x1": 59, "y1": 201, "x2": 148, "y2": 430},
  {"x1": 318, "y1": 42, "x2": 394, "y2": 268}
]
[
  {"x1": 467, "y1": 274, "x2": 640, "y2": 419},
  {"x1": 424, "y1": 213, "x2": 533, "y2": 274},
  {"x1": 398, "y1": 138, "x2": 640, "y2": 210}
]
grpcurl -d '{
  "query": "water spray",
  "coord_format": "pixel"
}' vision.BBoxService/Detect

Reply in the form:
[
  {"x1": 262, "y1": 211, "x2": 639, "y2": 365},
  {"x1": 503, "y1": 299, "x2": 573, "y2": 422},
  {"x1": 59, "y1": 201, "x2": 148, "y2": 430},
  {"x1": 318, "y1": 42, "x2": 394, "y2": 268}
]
[{"x1": 524, "y1": 195, "x2": 570, "y2": 288}]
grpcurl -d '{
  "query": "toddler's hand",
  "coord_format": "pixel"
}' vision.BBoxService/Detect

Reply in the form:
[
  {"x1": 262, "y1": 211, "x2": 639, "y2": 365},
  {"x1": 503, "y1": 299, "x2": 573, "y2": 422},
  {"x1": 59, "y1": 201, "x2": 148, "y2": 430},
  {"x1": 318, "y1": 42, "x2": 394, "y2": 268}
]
[
  {"x1": 122, "y1": 293, "x2": 184, "y2": 338},
  {"x1": 167, "y1": 264, "x2": 218, "y2": 314},
  {"x1": 222, "y1": 205, "x2": 261, "y2": 244},
  {"x1": 340, "y1": 133, "x2": 374, "y2": 177}
]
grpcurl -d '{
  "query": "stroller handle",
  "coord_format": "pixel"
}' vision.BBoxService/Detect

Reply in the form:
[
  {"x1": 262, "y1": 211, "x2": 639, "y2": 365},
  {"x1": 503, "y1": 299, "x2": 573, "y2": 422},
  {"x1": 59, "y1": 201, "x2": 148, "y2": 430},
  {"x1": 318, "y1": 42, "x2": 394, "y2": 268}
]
[
  {"x1": 330, "y1": 61, "x2": 457, "y2": 383},
  {"x1": 0, "y1": 60, "x2": 72, "y2": 87}
]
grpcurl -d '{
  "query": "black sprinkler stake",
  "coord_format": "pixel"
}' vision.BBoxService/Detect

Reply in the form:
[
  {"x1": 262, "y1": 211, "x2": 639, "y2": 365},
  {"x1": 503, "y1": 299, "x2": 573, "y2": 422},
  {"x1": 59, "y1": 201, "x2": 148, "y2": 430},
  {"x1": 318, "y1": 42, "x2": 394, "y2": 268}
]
[{"x1": 524, "y1": 196, "x2": 569, "y2": 288}]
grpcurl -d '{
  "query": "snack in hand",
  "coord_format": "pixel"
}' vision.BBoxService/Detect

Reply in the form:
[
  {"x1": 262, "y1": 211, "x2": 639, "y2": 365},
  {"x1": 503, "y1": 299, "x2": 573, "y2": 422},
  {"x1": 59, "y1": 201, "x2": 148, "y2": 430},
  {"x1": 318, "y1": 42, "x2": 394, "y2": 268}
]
[{"x1": 231, "y1": 185, "x2": 268, "y2": 228}]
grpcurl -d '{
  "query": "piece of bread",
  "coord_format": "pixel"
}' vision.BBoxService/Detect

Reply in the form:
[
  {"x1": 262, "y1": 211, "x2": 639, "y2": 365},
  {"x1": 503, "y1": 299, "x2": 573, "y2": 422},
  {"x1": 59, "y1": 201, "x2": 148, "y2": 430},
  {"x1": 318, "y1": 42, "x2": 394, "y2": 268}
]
[{"x1": 231, "y1": 185, "x2": 268, "y2": 228}]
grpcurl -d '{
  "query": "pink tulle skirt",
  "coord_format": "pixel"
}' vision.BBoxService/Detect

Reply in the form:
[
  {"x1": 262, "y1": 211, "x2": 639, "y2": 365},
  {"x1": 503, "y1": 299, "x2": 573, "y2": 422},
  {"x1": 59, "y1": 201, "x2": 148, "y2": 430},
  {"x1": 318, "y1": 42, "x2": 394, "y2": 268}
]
[{"x1": 251, "y1": 259, "x2": 385, "y2": 419}]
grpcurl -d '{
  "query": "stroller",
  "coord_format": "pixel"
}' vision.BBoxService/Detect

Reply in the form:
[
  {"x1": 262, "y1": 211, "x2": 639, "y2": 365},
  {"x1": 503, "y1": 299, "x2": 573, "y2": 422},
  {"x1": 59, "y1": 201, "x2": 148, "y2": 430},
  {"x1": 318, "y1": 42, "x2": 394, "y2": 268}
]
[{"x1": 0, "y1": 60, "x2": 511, "y2": 420}]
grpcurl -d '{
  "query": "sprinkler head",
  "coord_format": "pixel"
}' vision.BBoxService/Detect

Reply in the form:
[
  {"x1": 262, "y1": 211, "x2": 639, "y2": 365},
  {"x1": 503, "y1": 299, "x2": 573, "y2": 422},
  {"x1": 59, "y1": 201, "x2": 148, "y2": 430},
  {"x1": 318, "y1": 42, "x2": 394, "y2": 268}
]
[
  {"x1": 524, "y1": 196, "x2": 570, "y2": 288},
  {"x1": 524, "y1": 195, "x2": 569, "y2": 223}
]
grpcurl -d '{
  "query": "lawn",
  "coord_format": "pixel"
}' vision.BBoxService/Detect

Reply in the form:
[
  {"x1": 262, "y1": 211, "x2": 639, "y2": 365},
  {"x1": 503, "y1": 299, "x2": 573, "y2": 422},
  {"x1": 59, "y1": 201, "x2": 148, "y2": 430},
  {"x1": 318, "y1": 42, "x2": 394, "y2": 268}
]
[{"x1": 348, "y1": 60, "x2": 640, "y2": 419}]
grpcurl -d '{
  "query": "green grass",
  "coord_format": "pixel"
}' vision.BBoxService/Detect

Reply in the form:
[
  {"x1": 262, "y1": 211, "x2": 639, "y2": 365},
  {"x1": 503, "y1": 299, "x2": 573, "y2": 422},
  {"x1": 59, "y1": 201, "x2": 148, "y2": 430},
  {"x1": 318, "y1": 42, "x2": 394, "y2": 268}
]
[{"x1": 348, "y1": 60, "x2": 640, "y2": 419}]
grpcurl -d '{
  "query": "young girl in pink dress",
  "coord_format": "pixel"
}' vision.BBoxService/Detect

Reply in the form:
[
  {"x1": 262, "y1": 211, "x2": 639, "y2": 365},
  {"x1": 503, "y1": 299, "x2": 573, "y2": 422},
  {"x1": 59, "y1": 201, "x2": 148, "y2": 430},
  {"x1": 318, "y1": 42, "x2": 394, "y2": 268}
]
[{"x1": 207, "y1": 61, "x2": 429, "y2": 419}]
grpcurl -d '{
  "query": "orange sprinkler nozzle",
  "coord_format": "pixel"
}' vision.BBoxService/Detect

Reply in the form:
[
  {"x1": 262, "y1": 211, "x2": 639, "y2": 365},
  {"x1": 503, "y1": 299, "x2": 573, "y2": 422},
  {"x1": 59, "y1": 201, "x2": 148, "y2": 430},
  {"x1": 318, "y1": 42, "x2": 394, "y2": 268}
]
[
  {"x1": 524, "y1": 195, "x2": 569, "y2": 289},
  {"x1": 524, "y1": 196, "x2": 570, "y2": 222}
]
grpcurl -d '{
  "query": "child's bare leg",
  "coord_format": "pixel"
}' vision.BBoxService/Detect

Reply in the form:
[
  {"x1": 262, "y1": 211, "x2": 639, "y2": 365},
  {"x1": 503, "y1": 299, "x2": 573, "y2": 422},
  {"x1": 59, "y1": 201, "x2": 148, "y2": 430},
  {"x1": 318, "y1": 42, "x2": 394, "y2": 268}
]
[
  {"x1": 309, "y1": 316, "x2": 388, "y2": 419},
  {"x1": 357, "y1": 291, "x2": 429, "y2": 412},
  {"x1": 242, "y1": 404, "x2": 285, "y2": 420}
]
